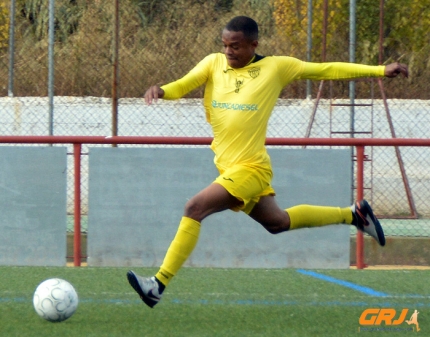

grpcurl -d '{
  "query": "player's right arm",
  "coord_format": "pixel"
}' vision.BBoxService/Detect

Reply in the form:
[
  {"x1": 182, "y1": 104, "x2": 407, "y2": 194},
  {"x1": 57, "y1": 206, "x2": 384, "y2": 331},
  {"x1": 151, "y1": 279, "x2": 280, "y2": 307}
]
[
  {"x1": 143, "y1": 54, "x2": 215, "y2": 105},
  {"x1": 144, "y1": 86, "x2": 165, "y2": 105}
]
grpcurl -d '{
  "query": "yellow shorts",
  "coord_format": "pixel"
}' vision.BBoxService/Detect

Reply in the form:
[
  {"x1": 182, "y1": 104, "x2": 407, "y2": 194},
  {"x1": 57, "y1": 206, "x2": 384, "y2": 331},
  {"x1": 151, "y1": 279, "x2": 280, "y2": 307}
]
[{"x1": 214, "y1": 164, "x2": 275, "y2": 214}]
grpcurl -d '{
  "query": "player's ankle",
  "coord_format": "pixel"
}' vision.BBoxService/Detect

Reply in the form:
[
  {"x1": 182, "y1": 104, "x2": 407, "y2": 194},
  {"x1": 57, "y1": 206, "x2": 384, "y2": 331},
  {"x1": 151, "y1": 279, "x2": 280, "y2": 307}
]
[{"x1": 154, "y1": 276, "x2": 166, "y2": 294}]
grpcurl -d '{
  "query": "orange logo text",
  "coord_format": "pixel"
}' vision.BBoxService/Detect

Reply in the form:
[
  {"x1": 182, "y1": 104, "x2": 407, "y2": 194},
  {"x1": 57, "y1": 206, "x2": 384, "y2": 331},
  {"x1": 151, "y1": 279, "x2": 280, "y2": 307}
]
[{"x1": 359, "y1": 308, "x2": 409, "y2": 326}]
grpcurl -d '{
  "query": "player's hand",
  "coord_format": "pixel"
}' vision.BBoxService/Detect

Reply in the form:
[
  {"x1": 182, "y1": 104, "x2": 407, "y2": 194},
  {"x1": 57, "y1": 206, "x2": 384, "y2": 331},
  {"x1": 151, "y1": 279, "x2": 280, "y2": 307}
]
[
  {"x1": 144, "y1": 86, "x2": 165, "y2": 105},
  {"x1": 384, "y1": 62, "x2": 408, "y2": 78}
]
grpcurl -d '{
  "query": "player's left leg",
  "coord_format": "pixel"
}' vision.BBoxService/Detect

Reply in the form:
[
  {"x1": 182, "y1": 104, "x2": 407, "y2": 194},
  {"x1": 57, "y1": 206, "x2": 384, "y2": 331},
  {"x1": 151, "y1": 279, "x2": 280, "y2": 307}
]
[
  {"x1": 248, "y1": 196, "x2": 353, "y2": 234},
  {"x1": 249, "y1": 197, "x2": 385, "y2": 246}
]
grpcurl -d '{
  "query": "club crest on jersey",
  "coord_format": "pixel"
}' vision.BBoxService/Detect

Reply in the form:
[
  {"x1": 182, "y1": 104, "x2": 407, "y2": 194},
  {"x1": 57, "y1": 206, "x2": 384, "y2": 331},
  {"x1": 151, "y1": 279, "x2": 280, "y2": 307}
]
[{"x1": 248, "y1": 67, "x2": 260, "y2": 79}]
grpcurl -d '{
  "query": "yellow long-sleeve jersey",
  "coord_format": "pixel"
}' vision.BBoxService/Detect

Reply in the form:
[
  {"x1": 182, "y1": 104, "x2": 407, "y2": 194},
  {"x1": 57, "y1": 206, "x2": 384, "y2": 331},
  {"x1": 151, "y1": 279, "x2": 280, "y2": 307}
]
[{"x1": 161, "y1": 53, "x2": 385, "y2": 172}]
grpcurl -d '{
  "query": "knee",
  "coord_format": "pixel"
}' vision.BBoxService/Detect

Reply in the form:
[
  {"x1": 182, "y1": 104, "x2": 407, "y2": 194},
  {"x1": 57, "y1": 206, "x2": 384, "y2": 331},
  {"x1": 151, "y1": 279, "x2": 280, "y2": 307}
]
[
  {"x1": 259, "y1": 214, "x2": 290, "y2": 235},
  {"x1": 184, "y1": 198, "x2": 204, "y2": 222},
  {"x1": 263, "y1": 224, "x2": 285, "y2": 235}
]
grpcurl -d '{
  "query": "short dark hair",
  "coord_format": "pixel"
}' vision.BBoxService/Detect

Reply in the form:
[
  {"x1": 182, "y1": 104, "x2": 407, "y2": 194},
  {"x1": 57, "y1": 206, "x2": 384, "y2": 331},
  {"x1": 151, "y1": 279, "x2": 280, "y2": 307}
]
[{"x1": 225, "y1": 16, "x2": 258, "y2": 41}]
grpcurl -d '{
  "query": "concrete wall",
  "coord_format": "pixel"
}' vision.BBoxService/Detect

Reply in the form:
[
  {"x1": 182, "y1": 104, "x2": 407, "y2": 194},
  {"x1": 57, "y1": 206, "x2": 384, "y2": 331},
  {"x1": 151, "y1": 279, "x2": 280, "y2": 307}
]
[
  {"x1": 88, "y1": 147, "x2": 352, "y2": 269},
  {"x1": 0, "y1": 147, "x2": 67, "y2": 266}
]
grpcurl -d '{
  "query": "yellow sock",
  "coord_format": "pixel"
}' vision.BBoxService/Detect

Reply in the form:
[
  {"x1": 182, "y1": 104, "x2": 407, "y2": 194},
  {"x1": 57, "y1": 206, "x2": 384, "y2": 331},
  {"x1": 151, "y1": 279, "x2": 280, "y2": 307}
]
[
  {"x1": 155, "y1": 216, "x2": 200, "y2": 286},
  {"x1": 287, "y1": 205, "x2": 352, "y2": 230}
]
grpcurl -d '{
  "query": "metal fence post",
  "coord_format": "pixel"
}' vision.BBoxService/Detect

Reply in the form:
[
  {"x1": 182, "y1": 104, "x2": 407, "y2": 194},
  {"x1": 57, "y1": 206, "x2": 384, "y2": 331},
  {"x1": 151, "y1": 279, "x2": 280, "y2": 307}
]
[
  {"x1": 356, "y1": 145, "x2": 365, "y2": 269},
  {"x1": 73, "y1": 143, "x2": 82, "y2": 266},
  {"x1": 112, "y1": 0, "x2": 119, "y2": 143}
]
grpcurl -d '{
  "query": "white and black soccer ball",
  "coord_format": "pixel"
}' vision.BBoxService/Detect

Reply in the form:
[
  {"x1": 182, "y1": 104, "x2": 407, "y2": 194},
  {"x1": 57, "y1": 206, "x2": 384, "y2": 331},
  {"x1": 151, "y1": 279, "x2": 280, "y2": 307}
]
[{"x1": 33, "y1": 278, "x2": 79, "y2": 322}]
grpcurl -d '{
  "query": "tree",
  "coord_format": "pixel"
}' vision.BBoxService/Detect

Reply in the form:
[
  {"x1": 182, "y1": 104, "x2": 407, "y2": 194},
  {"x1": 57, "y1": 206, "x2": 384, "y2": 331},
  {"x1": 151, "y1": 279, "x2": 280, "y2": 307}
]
[
  {"x1": 18, "y1": 0, "x2": 83, "y2": 42},
  {"x1": 0, "y1": 1, "x2": 8, "y2": 49}
]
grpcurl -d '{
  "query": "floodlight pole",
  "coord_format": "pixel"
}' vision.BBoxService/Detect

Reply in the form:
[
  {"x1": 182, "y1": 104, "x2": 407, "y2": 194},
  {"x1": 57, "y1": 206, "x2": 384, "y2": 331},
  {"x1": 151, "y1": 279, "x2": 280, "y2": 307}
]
[
  {"x1": 306, "y1": 0, "x2": 313, "y2": 98},
  {"x1": 8, "y1": 0, "x2": 16, "y2": 97},
  {"x1": 48, "y1": 0, "x2": 55, "y2": 135},
  {"x1": 111, "y1": 0, "x2": 120, "y2": 145},
  {"x1": 349, "y1": 0, "x2": 356, "y2": 136}
]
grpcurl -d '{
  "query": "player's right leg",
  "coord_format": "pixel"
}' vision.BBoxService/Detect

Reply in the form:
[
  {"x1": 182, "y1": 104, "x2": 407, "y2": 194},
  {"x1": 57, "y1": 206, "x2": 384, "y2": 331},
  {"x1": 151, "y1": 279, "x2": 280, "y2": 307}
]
[
  {"x1": 127, "y1": 183, "x2": 241, "y2": 308},
  {"x1": 127, "y1": 271, "x2": 162, "y2": 308}
]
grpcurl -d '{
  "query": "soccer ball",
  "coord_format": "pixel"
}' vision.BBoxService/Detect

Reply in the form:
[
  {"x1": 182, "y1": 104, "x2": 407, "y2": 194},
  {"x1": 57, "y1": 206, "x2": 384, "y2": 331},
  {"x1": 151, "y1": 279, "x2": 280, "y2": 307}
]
[{"x1": 33, "y1": 278, "x2": 79, "y2": 322}]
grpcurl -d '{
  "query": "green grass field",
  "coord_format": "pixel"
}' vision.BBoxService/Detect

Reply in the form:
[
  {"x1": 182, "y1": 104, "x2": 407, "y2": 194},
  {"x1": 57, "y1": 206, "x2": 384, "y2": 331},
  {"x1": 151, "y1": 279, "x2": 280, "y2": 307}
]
[{"x1": 1, "y1": 267, "x2": 428, "y2": 336}]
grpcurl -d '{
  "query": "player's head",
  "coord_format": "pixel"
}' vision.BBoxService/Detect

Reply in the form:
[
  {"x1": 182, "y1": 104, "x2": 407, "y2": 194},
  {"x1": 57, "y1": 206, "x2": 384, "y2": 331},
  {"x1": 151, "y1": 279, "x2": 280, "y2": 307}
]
[
  {"x1": 222, "y1": 16, "x2": 259, "y2": 69},
  {"x1": 225, "y1": 16, "x2": 259, "y2": 41}
]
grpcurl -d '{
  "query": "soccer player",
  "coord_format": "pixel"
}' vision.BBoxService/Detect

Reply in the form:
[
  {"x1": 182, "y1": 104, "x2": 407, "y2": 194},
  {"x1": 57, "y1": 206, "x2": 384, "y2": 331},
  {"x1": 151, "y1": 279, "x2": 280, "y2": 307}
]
[{"x1": 127, "y1": 16, "x2": 408, "y2": 308}]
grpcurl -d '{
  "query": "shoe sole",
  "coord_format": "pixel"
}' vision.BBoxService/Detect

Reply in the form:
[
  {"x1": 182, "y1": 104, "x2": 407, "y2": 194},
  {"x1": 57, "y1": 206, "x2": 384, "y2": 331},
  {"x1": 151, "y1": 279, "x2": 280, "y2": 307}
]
[
  {"x1": 356, "y1": 200, "x2": 386, "y2": 247},
  {"x1": 126, "y1": 270, "x2": 157, "y2": 308}
]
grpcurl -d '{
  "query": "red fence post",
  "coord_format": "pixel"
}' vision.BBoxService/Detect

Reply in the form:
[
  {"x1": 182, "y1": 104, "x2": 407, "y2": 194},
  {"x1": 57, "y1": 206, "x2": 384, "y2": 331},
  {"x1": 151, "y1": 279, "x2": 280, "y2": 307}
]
[
  {"x1": 355, "y1": 145, "x2": 365, "y2": 269},
  {"x1": 73, "y1": 143, "x2": 82, "y2": 267}
]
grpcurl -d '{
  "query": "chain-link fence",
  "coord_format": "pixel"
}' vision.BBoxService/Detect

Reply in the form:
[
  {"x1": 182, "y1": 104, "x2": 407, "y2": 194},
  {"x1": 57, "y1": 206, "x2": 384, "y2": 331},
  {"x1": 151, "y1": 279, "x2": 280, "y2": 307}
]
[{"x1": 0, "y1": 0, "x2": 429, "y2": 238}]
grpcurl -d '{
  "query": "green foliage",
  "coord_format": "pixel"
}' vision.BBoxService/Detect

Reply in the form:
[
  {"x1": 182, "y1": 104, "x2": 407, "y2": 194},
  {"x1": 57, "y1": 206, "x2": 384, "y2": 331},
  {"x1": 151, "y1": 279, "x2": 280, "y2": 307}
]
[
  {"x1": 273, "y1": 0, "x2": 429, "y2": 63},
  {"x1": 353, "y1": 0, "x2": 381, "y2": 64},
  {"x1": 384, "y1": 0, "x2": 430, "y2": 80},
  {"x1": 1, "y1": 0, "x2": 429, "y2": 98},
  {"x1": 0, "y1": 1, "x2": 8, "y2": 49},
  {"x1": 17, "y1": 0, "x2": 84, "y2": 42},
  {"x1": 273, "y1": 0, "x2": 429, "y2": 96},
  {"x1": 274, "y1": 0, "x2": 345, "y2": 59}
]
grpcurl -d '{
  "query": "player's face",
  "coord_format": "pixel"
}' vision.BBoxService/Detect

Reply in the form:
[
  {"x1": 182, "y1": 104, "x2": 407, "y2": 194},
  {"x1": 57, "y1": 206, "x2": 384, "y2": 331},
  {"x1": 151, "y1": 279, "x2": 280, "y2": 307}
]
[{"x1": 222, "y1": 29, "x2": 258, "y2": 69}]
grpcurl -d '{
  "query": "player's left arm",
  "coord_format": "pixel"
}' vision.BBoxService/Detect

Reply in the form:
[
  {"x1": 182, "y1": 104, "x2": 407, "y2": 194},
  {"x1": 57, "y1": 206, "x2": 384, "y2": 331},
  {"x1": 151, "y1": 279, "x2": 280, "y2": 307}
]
[
  {"x1": 299, "y1": 61, "x2": 408, "y2": 81},
  {"x1": 384, "y1": 62, "x2": 408, "y2": 78}
]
